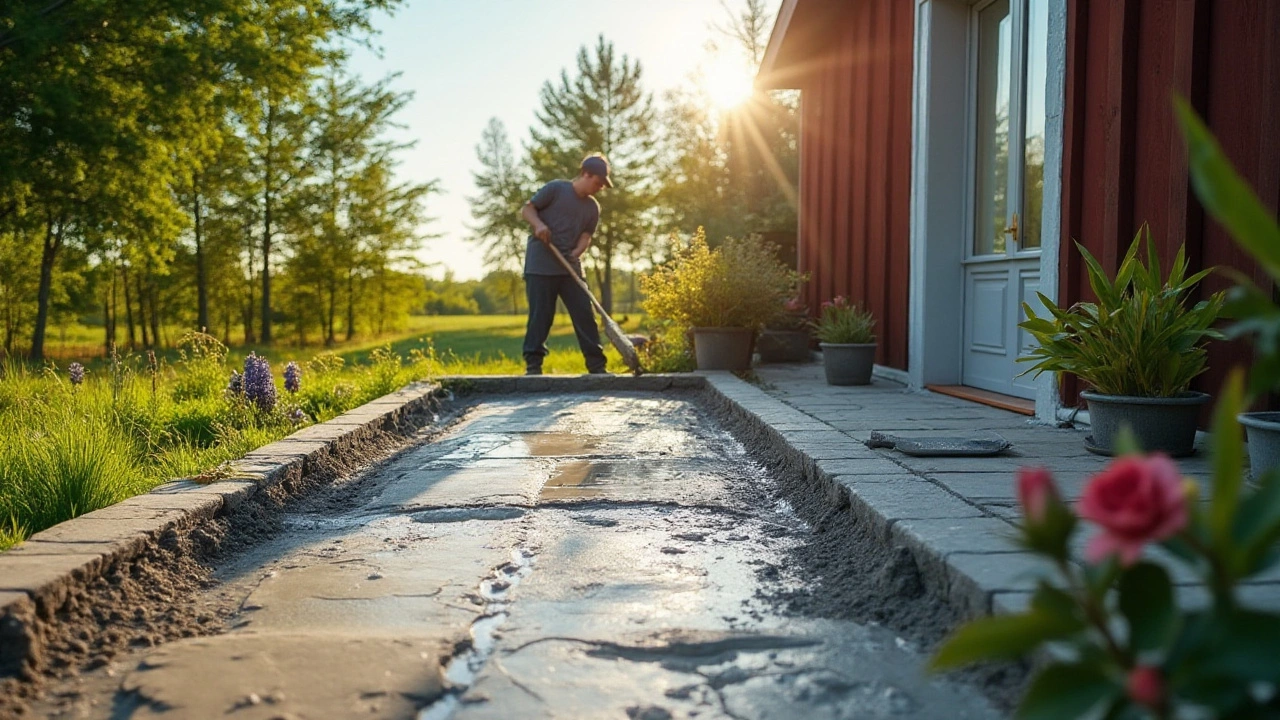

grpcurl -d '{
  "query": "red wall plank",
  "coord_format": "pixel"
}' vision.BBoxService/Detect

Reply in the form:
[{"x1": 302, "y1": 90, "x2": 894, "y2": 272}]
[{"x1": 793, "y1": 0, "x2": 913, "y2": 371}]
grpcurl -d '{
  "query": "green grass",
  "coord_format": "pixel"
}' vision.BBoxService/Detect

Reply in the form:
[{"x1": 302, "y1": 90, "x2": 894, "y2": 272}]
[{"x1": 0, "y1": 314, "x2": 673, "y2": 551}]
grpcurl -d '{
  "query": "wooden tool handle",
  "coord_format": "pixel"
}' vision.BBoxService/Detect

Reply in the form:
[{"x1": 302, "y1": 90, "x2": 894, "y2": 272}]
[{"x1": 545, "y1": 242, "x2": 607, "y2": 318}]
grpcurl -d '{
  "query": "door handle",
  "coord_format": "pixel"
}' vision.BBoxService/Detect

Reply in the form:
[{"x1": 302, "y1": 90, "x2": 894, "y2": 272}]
[{"x1": 1003, "y1": 212, "x2": 1019, "y2": 247}]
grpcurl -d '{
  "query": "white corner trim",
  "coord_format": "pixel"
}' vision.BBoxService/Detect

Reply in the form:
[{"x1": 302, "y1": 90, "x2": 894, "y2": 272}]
[
  {"x1": 1034, "y1": 0, "x2": 1069, "y2": 425},
  {"x1": 873, "y1": 364, "x2": 911, "y2": 387},
  {"x1": 907, "y1": 0, "x2": 932, "y2": 392}
]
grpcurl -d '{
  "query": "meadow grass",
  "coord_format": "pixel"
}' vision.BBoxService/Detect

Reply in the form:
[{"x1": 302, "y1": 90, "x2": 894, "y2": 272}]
[{"x1": 0, "y1": 314, "x2": 666, "y2": 551}]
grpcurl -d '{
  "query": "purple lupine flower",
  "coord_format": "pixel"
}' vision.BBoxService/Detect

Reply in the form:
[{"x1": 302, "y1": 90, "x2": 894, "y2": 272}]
[
  {"x1": 289, "y1": 408, "x2": 307, "y2": 424},
  {"x1": 227, "y1": 370, "x2": 243, "y2": 395},
  {"x1": 284, "y1": 361, "x2": 301, "y2": 393},
  {"x1": 68, "y1": 362, "x2": 85, "y2": 387},
  {"x1": 242, "y1": 353, "x2": 277, "y2": 412}
]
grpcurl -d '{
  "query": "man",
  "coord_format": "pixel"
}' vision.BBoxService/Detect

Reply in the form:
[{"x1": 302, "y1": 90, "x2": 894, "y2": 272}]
[{"x1": 520, "y1": 153, "x2": 612, "y2": 375}]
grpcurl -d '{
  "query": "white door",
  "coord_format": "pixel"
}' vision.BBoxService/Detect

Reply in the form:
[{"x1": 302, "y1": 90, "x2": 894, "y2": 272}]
[{"x1": 961, "y1": 0, "x2": 1049, "y2": 399}]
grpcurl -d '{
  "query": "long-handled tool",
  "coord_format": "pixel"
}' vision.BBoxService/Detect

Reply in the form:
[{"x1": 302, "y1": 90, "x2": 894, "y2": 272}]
[{"x1": 544, "y1": 242, "x2": 642, "y2": 375}]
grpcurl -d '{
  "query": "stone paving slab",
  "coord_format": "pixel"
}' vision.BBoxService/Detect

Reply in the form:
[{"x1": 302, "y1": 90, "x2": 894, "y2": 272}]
[{"x1": 707, "y1": 362, "x2": 1278, "y2": 620}]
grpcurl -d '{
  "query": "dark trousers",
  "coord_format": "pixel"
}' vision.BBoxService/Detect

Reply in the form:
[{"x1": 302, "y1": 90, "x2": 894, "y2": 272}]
[{"x1": 522, "y1": 273, "x2": 607, "y2": 373}]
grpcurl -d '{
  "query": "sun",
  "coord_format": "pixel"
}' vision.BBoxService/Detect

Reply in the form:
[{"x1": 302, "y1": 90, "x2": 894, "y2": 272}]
[{"x1": 703, "y1": 53, "x2": 755, "y2": 110}]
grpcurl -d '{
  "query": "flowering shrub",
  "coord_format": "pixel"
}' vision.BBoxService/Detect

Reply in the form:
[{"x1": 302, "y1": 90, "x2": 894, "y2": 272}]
[
  {"x1": 811, "y1": 296, "x2": 875, "y2": 344},
  {"x1": 930, "y1": 102, "x2": 1280, "y2": 720},
  {"x1": 284, "y1": 361, "x2": 301, "y2": 393},
  {"x1": 640, "y1": 228, "x2": 804, "y2": 331},
  {"x1": 242, "y1": 353, "x2": 277, "y2": 412},
  {"x1": 766, "y1": 297, "x2": 810, "y2": 331}
]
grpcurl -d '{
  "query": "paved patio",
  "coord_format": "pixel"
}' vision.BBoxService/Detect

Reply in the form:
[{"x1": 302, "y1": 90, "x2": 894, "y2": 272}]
[{"x1": 710, "y1": 361, "x2": 1280, "y2": 616}]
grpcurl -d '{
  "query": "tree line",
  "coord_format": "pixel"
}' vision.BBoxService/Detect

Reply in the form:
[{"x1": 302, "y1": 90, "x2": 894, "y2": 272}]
[
  {"x1": 0, "y1": 0, "x2": 432, "y2": 360},
  {"x1": 0, "y1": 0, "x2": 798, "y2": 360},
  {"x1": 468, "y1": 0, "x2": 798, "y2": 315}
]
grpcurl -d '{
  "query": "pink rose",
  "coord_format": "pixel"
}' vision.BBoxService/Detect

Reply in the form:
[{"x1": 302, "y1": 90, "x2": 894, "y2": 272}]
[
  {"x1": 1078, "y1": 455, "x2": 1187, "y2": 565},
  {"x1": 1127, "y1": 665, "x2": 1165, "y2": 709},
  {"x1": 1017, "y1": 467, "x2": 1058, "y2": 524}
]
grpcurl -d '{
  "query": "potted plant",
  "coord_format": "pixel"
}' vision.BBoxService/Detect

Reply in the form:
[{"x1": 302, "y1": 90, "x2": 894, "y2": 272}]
[
  {"x1": 1178, "y1": 100, "x2": 1280, "y2": 476},
  {"x1": 1019, "y1": 227, "x2": 1225, "y2": 456},
  {"x1": 812, "y1": 296, "x2": 876, "y2": 385},
  {"x1": 641, "y1": 229, "x2": 802, "y2": 371},
  {"x1": 757, "y1": 297, "x2": 812, "y2": 363}
]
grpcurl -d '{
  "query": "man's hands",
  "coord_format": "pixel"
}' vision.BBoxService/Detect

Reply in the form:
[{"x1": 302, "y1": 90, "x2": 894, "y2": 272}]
[{"x1": 533, "y1": 221, "x2": 551, "y2": 244}]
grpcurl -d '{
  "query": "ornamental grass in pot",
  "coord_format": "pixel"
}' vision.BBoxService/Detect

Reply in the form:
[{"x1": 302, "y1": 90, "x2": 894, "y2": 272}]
[
  {"x1": 1019, "y1": 226, "x2": 1225, "y2": 456},
  {"x1": 640, "y1": 228, "x2": 803, "y2": 371},
  {"x1": 812, "y1": 297, "x2": 876, "y2": 385}
]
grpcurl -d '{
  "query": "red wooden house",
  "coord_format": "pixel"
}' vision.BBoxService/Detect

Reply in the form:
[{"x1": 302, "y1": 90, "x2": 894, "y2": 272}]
[{"x1": 758, "y1": 0, "x2": 1279, "y2": 422}]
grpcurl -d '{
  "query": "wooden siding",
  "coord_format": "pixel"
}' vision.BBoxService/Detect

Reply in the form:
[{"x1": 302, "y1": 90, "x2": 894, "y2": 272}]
[
  {"x1": 797, "y1": 0, "x2": 914, "y2": 370},
  {"x1": 1061, "y1": 1, "x2": 1280, "y2": 407}
]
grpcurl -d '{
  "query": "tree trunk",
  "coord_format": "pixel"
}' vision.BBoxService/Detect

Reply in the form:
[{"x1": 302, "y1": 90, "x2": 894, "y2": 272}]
[
  {"x1": 194, "y1": 188, "x2": 209, "y2": 333},
  {"x1": 137, "y1": 273, "x2": 150, "y2": 349},
  {"x1": 345, "y1": 271, "x2": 355, "y2": 341},
  {"x1": 600, "y1": 253, "x2": 614, "y2": 315},
  {"x1": 325, "y1": 280, "x2": 336, "y2": 346},
  {"x1": 148, "y1": 281, "x2": 161, "y2": 349},
  {"x1": 261, "y1": 190, "x2": 273, "y2": 344},
  {"x1": 123, "y1": 265, "x2": 137, "y2": 350},
  {"x1": 30, "y1": 218, "x2": 62, "y2": 362}
]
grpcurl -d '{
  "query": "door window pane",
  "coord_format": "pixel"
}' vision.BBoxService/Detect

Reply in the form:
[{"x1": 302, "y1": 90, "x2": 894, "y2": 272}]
[
  {"x1": 1021, "y1": 0, "x2": 1048, "y2": 250},
  {"x1": 974, "y1": 0, "x2": 1012, "y2": 256}
]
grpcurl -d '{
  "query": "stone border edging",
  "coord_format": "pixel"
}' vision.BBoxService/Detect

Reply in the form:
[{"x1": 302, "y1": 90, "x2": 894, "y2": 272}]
[
  {"x1": 0, "y1": 381, "x2": 443, "y2": 678},
  {"x1": 699, "y1": 371, "x2": 1028, "y2": 621}
]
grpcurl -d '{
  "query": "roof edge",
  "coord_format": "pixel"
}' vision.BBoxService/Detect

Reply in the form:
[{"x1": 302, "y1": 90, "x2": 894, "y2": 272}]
[{"x1": 758, "y1": 0, "x2": 801, "y2": 85}]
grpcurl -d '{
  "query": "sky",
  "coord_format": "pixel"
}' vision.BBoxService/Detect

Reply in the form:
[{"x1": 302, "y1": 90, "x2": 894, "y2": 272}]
[{"x1": 345, "y1": 1, "x2": 761, "y2": 281}]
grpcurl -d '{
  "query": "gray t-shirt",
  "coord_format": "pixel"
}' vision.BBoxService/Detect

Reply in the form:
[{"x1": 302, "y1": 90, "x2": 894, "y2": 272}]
[{"x1": 524, "y1": 180, "x2": 600, "y2": 276}]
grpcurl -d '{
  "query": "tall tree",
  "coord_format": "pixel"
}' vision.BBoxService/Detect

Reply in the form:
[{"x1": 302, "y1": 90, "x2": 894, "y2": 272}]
[
  {"x1": 468, "y1": 118, "x2": 532, "y2": 314},
  {"x1": 658, "y1": 0, "x2": 798, "y2": 247},
  {"x1": 528, "y1": 35, "x2": 659, "y2": 313}
]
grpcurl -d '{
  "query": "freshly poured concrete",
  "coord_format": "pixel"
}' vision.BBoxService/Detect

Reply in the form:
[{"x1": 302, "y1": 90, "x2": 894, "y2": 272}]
[{"x1": 34, "y1": 393, "x2": 998, "y2": 719}]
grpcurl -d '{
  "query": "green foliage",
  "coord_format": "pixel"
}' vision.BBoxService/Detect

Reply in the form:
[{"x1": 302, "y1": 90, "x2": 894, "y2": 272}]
[
  {"x1": 1018, "y1": 226, "x2": 1224, "y2": 397},
  {"x1": 170, "y1": 332, "x2": 230, "y2": 402},
  {"x1": 640, "y1": 229, "x2": 801, "y2": 331},
  {"x1": 811, "y1": 297, "x2": 875, "y2": 344},
  {"x1": 468, "y1": 118, "x2": 533, "y2": 290},
  {"x1": 931, "y1": 105, "x2": 1280, "y2": 720}
]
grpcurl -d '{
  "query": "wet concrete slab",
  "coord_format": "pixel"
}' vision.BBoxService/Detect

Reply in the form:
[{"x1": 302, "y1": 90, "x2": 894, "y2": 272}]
[{"x1": 27, "y1": 389, "x2": 1004, "y2": 719}]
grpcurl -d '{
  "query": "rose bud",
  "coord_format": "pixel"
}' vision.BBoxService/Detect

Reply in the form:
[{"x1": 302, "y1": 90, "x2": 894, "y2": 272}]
[{"x1": 1127, "y1": 665, "x2": 1165, "y2": 709}]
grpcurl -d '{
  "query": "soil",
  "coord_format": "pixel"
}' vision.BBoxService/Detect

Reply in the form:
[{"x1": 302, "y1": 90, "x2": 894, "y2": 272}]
[{"x1": 0, "y1": 395, "x2": 464, "y2": 720}]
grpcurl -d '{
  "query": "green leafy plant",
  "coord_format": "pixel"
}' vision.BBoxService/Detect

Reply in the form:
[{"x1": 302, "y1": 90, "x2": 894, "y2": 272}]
[
  {"x1": 640, "y1": 228, "x2": 804, "y2": 331},
  {"x1": 811, "y1": 296, "x2": 875, "y2": 344},
  {"x1": 930, "y1": 102, "x2": 1280, "y2": 720},
  {"x1": 1018, "y1": 227, "x2": 1225, "y2": 397}
]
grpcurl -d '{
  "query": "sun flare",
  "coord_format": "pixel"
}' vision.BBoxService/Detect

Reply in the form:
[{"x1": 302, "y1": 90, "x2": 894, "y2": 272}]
[{"x1": 704, "y1": 54, "x2": 755, "y2": 110}]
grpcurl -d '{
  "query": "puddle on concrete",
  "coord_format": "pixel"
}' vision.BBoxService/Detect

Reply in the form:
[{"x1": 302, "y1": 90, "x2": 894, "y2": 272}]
[
  {"x1": 538, "y1": 459, "x2": 606, "y2": 501},
  {"x1": 412, "y1": 507, "x2": 527, "y2": 524},
  {"x1": 522, "y1": 432, "x2": 598, "y2": 457}
]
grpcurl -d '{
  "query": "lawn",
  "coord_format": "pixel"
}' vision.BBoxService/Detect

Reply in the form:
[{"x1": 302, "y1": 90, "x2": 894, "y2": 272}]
[
  {"x1": 32, "y1": 313, "x2": 649, "y2": 374},
  {"x1": 0, "y1": 313, "x2": 661, "y2": 550}
]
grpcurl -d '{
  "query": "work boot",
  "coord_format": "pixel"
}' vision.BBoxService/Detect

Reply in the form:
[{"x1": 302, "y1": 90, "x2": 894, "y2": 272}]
[
  {"x1": 587, "y1": 367, "x2": 611, "y2": 375},
  {"x1": 525, "y1": 366, "x2": 542, "y2": 376}
]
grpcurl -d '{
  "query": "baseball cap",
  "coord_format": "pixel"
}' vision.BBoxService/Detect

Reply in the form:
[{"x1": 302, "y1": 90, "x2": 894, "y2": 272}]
[{"x1": 581, "y1": 155, "x2": 614, "y2": 187}]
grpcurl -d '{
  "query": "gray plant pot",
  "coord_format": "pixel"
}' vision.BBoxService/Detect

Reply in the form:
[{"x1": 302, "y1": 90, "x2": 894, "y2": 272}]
[
  {"x1": 819, "y1": 343, "x2": 876, "y2": 386},
  {"x1": 1080, "y1": 390, "x2": 1209, "y2": 457},
  {"x1": 757, "y1": 330, "x2": 812, "y2": 363},
  {"x1": 690, "y1": 327, "x2": 755, "y2": 371},
  {"x1": 1238, "y1": 411, "x2": 1280, "y2": 478}
]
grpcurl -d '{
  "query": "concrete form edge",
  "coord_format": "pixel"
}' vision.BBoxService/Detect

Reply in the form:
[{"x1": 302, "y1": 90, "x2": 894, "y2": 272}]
[
  {"x1": 699, "y1": 371, "x2": 1021, "y2": 621},
  {"x1": 0, "y1": 380, "x2": 445, "y2": 677}
]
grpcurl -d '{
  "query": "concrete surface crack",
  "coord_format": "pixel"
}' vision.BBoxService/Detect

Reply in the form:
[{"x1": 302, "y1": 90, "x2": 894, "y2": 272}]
[{"x1": 416, "y1": 547, "x2": 535, "y2": 720}]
